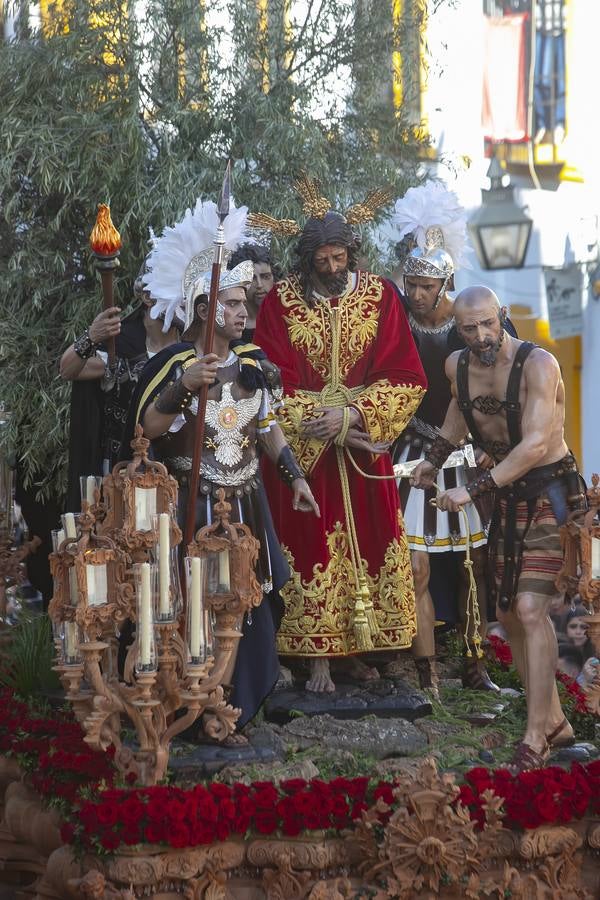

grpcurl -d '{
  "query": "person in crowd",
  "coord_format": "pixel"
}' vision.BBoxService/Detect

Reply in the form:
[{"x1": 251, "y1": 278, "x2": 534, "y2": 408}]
[
  {"x1": 562, "y1": 605, "x2": 595, "y2": 659},
  {"x1": 227, "y1": 243, "x2": 278, "y2": 342},
  {"x1": 60, "y1": 265, "x2": 181, "y2": 508}
]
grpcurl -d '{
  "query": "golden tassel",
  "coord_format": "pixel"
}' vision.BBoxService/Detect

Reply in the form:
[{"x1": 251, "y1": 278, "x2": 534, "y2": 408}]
[
  {"x1": 360, "y1": 575, "x2": 378, "y2": 636},
  {"x1": 353, "y1": 595, "x2": 374, "y2": 651}
]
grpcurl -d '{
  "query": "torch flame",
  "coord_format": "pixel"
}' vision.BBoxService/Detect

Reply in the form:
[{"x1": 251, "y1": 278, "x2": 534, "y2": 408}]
[{"x1": 89, "y1": 204, "x2": 122, "y2": 256}]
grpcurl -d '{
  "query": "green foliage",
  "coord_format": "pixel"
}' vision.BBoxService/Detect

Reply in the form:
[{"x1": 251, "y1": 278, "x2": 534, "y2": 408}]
[
  {"x1": 0, "y1": 614, "x2": 61, "y2": 699},
  {"x1": 0, "y1": 0, "x2": 429, "y2": 498}
]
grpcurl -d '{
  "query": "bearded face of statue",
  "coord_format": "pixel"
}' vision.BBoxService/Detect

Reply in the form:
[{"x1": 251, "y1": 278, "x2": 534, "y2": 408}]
[{"x1": 311, "y1": 244, "x2": 349, "y2": 296}]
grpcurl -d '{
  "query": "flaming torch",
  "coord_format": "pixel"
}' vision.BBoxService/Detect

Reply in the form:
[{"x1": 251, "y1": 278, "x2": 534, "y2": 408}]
[{"x1": 89, "y1": 204, "x2": 122, "y2": 367}]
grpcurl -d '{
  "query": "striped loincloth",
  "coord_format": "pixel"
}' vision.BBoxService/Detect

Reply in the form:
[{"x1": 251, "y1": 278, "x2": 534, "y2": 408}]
[{"x1": 494, "y1": 495, "x2": 563, "y2": 598}]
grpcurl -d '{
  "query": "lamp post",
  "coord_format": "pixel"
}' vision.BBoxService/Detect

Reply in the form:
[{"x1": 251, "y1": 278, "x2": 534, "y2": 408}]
[{"x1": 468, "y1": 156, "x2": 533, "y2": 271}]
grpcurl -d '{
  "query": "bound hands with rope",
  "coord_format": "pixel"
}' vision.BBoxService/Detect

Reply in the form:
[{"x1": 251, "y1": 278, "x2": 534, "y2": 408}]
[
  {"x1": 301, "y1": 406, "x2": 390, "y2": 455},
  {"x1": 411, "y1": 460, "x2": 472, "y2": 512}
]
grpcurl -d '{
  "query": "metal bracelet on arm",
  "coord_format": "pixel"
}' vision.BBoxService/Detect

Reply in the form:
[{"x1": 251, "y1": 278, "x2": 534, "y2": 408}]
[
  {"x1": 277, "y1": 446, "x2": 305, "y2": 488},
  {"x1": 424, "y1": 434, "x2": 458, "y2": 471},
  {"x1": 465, "y1": 470, "x2": 497, "y2": 500},
  {"x1": 154, "y1": 377, "x2": 195, "y2": 415},
  {"x1": 73, "y1": 328, "x2": 98, "y2": 360}
]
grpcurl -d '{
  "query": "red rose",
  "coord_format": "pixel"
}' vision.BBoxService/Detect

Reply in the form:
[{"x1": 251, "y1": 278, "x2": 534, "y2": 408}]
[
  {"x1": 253, "y1": 812, "x2": 278, "y2": 835},
  {"x1": 100, "y1": 830, "x2": 121, "y2": 851},
  {"x1": 145, "y1": 822, "x2": 165, "y2": 843},
  {"x1": 280, "y1": 778, "x2": 307, "y2": 794},
  {"x1": 96, "y1": 803, "x2": 120, "y2": 827}
]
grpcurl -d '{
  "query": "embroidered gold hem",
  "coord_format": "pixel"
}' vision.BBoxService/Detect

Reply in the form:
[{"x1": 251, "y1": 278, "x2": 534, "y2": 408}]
[{"x1": 277, "y1": 521, "x2": 417, "y2": 657}]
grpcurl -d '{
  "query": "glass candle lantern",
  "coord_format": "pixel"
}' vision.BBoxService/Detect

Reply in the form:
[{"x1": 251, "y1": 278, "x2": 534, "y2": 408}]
[
  {"x1": 85, "y1": 556, "x2": 109, "y2": 607},
  {"x1": 80, "y1": 475, "x2": 103, "y2": 509},
  {"x1": 150, "y1": 512, "x2": 180, "y2": 621},
  {"x1": 57, "y1": 516, "x2": 79, "y2": 604},
  {"x1": 591, "y1": 536, "x2": 600, "y2": 581},
  {"x1": 134, "y1": 486, "x2": 157, "y2": 532},
  {"x1": 184, "y1": 556, "x2": 213, "y2": 665},
  {"x1": 206, "y1": 547, "x2": 231, "y2": 595},
  {"x1": 61, "y1": 511, "x2": 79, "y2": 541},
  {"x1": 51, "y1": 528, "x2": 66, "y2": 553},
  {"x1": 62, "y1": 621, "x2": 82, "y2": 666},
  {"x1": 133, "y1": 562, "x2": 157, "y2": 672}
]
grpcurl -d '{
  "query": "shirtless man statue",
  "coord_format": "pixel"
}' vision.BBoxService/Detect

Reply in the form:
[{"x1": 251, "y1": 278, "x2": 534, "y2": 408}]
[{"x1": 412, "y1": 285, "x2": 586, "y2": 770}]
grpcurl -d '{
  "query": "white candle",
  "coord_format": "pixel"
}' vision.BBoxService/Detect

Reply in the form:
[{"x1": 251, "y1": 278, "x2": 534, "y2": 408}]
[
  {"x1": 218, "y1": 548, "x2": 230, "y2": 591},
  {"x1": 139, "y1": 563, "x2": 153, "y2": 666},
  {"x1": 64, "y1": 513, "x2": 77, "y2": 539},
  {"x1": 87, "y1": 563, "x2": 108, "y2": 606},
  {"x1": 64, "y1": 622, "x2": 78, "y2": 661},
  {"x1": 86, "y1": 476, "x2": 97, "y2": 506},
  {"x1": 158, "y1": 513, "x2": 170, "y2": 616},
  {"x1": 190, "y1": 557, "x2": 203, "y2": 660},
  {"x1": 135, "y1": 487, "x2": 157, "y2": 532},
  {"x1": 68, "y1": 566, "x2": 78, "y2": 603},
  {"x1": 86, "y1": 564, "x2": 96, "y2": 605},
  {"x1": 56, "y1": 529, "x2": 65, "y2": 550},
  {"x1": 592, "y1": 537, "x2": 600, "y2": 580}
]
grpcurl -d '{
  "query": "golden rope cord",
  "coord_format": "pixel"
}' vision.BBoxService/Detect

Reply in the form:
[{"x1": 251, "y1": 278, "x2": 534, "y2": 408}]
[{"x1": 343, "y1": 449, "x2": 484, "y2": 659}]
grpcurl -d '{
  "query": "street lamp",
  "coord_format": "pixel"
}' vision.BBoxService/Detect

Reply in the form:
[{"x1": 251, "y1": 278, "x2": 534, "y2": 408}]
[{"x1": 468, "y1": 156, "x2": 533, "y2": 270}]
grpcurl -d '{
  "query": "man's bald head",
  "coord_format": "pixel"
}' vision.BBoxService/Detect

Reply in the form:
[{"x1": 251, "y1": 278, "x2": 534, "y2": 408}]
[
  {"x1": 454, "y1": 285, "x2": 501, "y2": 319},
  {"x1": 454, "y1": 286, "x2": 507, "y2": 367}
]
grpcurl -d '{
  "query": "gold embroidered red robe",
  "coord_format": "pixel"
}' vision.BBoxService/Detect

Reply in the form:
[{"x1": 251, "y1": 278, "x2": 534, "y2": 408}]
[{"x1": 254, "y1": 271, "x2": 427, "y2": 657}]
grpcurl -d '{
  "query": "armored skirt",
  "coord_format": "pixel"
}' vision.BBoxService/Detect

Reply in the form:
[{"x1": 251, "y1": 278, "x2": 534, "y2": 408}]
[{"x1": 394, "y1": 427, "x2": 488, "y2": 553}]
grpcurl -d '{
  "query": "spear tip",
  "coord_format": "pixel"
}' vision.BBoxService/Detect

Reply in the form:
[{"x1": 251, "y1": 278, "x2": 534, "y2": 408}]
[{"x1": 218, "y1": 160, "x2": 231, "y2": 221}]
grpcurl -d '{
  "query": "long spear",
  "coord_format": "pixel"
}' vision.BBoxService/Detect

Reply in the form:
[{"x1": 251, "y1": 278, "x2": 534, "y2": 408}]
[{"x1": 183, "y1": 163, "x2": 231, "y2": 551}]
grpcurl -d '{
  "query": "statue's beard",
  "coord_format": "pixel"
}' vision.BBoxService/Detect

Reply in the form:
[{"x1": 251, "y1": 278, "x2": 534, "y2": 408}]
[
  {"x1": 315, "y1": 267, "x2": 349, "y2": 297},
  {"x1": 471, "y1": 331, "x2": 504, "y2": 367}
]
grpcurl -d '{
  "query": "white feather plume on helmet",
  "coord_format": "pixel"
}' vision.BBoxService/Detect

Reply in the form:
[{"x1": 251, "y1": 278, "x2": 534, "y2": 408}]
[
  {"x1": 392, "y1": 180, "x2": 471, "y2": 277},
  {"x1": 143, "y1": 198, "x2": 249, "y2": 331}
]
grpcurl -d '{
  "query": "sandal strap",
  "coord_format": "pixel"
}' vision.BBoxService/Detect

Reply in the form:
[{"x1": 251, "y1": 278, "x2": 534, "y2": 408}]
[
  {"x1": 509, "y1": 740, "x2": 549, "y2": 772},
  {"x1": 546, "y1": 717, "x2": 574, "y2": 747}
]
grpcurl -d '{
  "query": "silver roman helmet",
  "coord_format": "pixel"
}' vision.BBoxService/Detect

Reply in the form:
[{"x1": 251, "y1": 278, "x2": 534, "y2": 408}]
[
  {"x1": 142, "y1": 198, "x2": 250, "y2": 332},
  {"x1": 392, "y1": 181, "x2": 471, "y2": 308}
]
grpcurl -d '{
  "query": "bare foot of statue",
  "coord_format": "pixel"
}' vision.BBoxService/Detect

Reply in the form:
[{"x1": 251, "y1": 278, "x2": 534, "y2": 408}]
[
  {"x1": 306, "y1": 658, "x2": 336, "y2": 693},
  {"x1": 222, "y1": 732, "x2": 249, "y2": 746},
  {"x1": 338, "y1": 656, "x2": 380, "y2": 682}
]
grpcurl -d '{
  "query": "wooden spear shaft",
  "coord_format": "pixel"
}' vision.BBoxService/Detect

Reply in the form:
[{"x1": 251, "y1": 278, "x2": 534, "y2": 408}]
[{"x1": 183, "y1": 249, "x2": 225, "y2": 551}]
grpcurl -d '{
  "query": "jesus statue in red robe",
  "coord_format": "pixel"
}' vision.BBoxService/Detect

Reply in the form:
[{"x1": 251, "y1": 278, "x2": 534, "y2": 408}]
[{"x1": 253, "y1": 195, "x2": 427, "y2": 693}]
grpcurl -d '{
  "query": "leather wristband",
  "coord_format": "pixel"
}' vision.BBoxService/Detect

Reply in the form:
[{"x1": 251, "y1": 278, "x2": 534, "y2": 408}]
[
  {"x1": 73, "y1": 328, "x2": 98, "y2": 360},
  {"x1": 277, "y1": 446, "x2": 305, "y2": 487},
  {"x1": 154, "y1": 377, "x2": 195, "y2": 415},
  {"x1": 424, "y1": 434, "x2": 457, "y2": 471},
  {"x1": 466, "y1": 469, "x2": 497, "y2": 500}
]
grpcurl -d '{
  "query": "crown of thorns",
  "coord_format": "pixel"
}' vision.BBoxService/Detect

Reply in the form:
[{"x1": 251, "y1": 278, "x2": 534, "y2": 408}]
[{"x1": 246, "y1": 175, "x2": 391, "y2": 237}]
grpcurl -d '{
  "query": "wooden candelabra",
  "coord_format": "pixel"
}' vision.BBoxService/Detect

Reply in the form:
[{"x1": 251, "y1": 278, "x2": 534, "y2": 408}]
[{"x1": 48, "y1": 427, "x2": 264, "y2": 785}]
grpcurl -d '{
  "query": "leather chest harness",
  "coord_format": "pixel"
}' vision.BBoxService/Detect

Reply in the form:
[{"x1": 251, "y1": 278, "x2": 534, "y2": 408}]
[{"x1": 456, "y1": 341, "x2": 585, "y2": 609}]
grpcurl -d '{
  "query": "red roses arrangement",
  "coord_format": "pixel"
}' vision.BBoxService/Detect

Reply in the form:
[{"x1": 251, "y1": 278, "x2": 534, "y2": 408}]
[
  {"x1": 0, "y1": 691, "x2": 115, "y2": 804},
  {"x1": 459, "y1": 761, "x2": 600, "y2": 830},
  {"x1": 3, "y1": 688, "x2": 600, "y2": 854},
  {"x1": 69, "y1": 776, "x2": 374, "y2": 851},
  {"x1": 487, "y1": 634, "x2": 513, "y2": 667}
]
